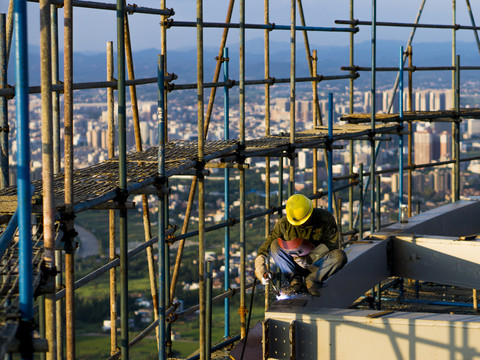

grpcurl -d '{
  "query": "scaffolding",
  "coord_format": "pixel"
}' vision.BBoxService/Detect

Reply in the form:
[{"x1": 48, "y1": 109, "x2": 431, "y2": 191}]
[{"x1": 1, "y1": 0, "x2": 480, "y2": 359}]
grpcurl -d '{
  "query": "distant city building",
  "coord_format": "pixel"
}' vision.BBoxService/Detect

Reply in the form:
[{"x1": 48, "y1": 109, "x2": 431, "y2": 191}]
[{"x1": 414, "y1": 129, "x2": 436, "y2": 164}]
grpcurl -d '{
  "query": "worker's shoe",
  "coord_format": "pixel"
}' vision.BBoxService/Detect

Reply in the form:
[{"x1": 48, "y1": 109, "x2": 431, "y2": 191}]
[
  {"x1": 305, "y1": 275, "x2": 323, "y2": 297},
  {"x1": 288, "y1": 276, "x2": 304, "y2": 294}
]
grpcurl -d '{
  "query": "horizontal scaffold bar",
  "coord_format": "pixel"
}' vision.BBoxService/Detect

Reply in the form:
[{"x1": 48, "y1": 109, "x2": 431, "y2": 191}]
[
  {"x1": 0, "y1": 75, "x2": 177, "y2": 97},
  {"x1": 27, "y1": 0, "x2": 174, "y2": 15},
  {"x1": 164, "y1": 20, "x2": 356, "y2": 32},
  {"x1": 342, "y1": 65, "x2": 480, "y2": 72},
  {"x1": 168, "y1": 73, "x2": 358, "y2": 91},
  {"x1": 336, "y1": 19, "x2": 480, "y2": 31}
]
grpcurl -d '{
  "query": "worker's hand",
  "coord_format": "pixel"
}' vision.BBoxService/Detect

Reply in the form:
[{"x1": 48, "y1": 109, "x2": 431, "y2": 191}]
[
  {"x1": 292, "y1": 255, "x2": 311, "y2": 269},
  {"x1": 255, "y1": 255, "x2": 268, "y2": 283},
  {"x1": 261, "y1": 272, "x2": 272, "y2": 285}
]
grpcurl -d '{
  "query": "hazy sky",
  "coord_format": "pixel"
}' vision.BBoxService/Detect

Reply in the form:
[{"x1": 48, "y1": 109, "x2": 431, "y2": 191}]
[{"x1": 1, "y1": 0, "x2": 480, "y2": 53}]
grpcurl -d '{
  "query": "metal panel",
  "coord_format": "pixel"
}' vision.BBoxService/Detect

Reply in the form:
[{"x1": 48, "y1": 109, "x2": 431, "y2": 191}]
[
  {"x1": 266, "y1": 308, "x2": 480, "y2": 360},
  {"x1": 381, "y1": 198, "x2": 480, "y2": 237},
  {"x1": 392, "y1": 235, "x2": 480, "y2": 288}
]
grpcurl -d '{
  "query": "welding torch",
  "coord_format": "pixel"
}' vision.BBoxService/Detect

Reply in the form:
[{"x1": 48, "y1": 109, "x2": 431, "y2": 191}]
[{"x1": 264, "y1": 272, "x2": 280, "y2": 297}]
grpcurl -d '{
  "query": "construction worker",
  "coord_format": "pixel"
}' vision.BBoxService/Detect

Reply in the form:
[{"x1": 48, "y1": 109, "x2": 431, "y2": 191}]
[{"x1": 254, "y1": 193, "x2": 347, "y2": 296}]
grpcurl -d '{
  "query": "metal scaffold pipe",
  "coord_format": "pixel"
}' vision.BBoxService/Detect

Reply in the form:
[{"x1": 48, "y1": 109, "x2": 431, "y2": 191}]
[
  {"x1": 106, "y1": 40, "x2": 117, "y2": 356},
  {"x1": 196, "y1": 0, "x2": 206, "y2": 358},
  {"x1": 370, "y1": 0, "x2": 377, "y2": 232},
  {"x1": 28, "y1": 0, "x2": 174, "y2": 15},
  {"x1": 63, "y1": 0, "x2": 76, "y2": 357},
  {"x1": 289, "y1": 0, "x2": 296, "y2": 197},
  {"x1": 465, "y1": 0, "x2": 480, "y2": 55},
  {"x1": 158, "y1": 53, "x2": 167, "y2": 360},
  {"x1": 14, "y1": 0, "x2": 33, "y2": 358},
  {"x1": 169, "y1": 0, "x2": 235, "y2": 306},
  {"x1": 386, "y1": 0, "x2": 426, "y2": 114},
  {"x1": 328, "y1": 93, "x2": 333, "y2": 213},
  {"x1": 40, "y1": 0, "x2": 56, "y2": 358},
  {"x1": 116, "y1": 0, "x2": 128, "y2": 358},
  {"x1": 398, "y1": 46, "x2": 404, "y2": 222},
  {"x1": 452, "y1": 0, "x2": 457, "y2": 203},
  {"x1": 336, "y1": 18, "x2": 480, "y2": 31},
  {"x1": 407, "y1": 46, "x2": 413, "y2": 217},
  {"x1": 348, "y1": 0, "x2": 355, "y2": 231},
  {"x1": 123, "y1": 9, "x2": 160, "y2": 346},
  {"x1": 239, "y1": 0, "x2": 247, "y2": 339},
  {"x1": 312, "y1": 49, "x2": 318, "y2": 207},
  {"x1": 164, "y1": 20, "x2": 355, "y2": 32},
  {"x1": 223, "y1": 46, "x2": 231, "y2": 338},
  {"x1": 0, "y1": 14, "x2": 8, "y2": 189}
]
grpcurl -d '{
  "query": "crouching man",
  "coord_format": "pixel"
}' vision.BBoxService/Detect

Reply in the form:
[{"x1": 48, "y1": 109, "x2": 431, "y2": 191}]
[{"x1": 255, "y1": 194, "x2": 347, "y2": 296}]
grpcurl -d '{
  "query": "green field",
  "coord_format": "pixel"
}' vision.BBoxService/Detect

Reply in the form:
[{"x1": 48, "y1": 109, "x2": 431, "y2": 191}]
[{"x1": 76, "y1": 304, "x2": 266, "y2": 359}]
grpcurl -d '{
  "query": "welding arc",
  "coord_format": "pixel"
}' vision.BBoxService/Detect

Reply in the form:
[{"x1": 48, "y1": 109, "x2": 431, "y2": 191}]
[{"x1": 240, "y1": 277, "x2": 258, "y2": 360}]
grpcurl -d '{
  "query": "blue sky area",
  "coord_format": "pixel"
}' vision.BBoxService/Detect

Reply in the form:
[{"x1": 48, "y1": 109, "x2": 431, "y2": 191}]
[{"x1": 1, "y1": 0, "x2": 480, "y2": 53}]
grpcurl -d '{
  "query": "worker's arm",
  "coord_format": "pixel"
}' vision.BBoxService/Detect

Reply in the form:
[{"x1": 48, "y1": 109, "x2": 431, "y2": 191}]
[{"x1": 255, "y1": 220, "x2": 284, "y2": 281}]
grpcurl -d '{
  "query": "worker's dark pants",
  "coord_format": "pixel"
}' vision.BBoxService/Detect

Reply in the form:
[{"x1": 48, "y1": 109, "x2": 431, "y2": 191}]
[{"x1": 270, "y1": 240, "x2": 347, "y2": 283}]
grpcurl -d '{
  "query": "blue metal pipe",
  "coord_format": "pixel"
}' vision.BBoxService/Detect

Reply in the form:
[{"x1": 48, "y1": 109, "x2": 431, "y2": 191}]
[
  {"x1": 14, "y1": 0, "x2": 33, "y2": 357},
  {"x1": 328, "y1": 93, "x2": 333, "y2": 213},
  {"x1": 0, "y1": 210, "x2": 17, "y2": 259},
  {"x1": 0, "y1": 13, "x2": 8, "y2": 189},
  {"x1": 370, "y1": 0, "x2": 377, "y2": 232},
  {"x1": 223, "y1": 47, "x2": 231, "y2": 339},
  {"x1": 158, "y1": 54, "x2": 166, "y2": 360},
  {"x1": 398, "y1": 46, "x2": 404, "y2": 222}
]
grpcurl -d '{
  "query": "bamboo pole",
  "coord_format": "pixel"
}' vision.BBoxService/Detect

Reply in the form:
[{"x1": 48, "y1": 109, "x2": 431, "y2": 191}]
[
  {"x1": 123, "y1": 11, "x2": 160, "y2": 345},
  {"x1": 40, "y1": 0, "x2": 57, "y2": 358},
  {"x1": 106, "y1": 41, "x2": 117, "y2": 356},
  {"x1": 63, "y1": 0, "x2": 76, "y2": 357},
  {"x1": 169, "y1": 0, "x2": 236, "y2": 303}
]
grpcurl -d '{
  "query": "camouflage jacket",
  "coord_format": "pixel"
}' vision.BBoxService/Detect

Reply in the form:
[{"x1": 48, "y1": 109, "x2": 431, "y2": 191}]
[{"x1": 257, "y1": 208, "x2": 338, "y2": 258}]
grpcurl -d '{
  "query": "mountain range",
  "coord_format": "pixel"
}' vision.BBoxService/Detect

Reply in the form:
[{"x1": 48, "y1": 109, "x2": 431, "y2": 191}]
[{"x1": 6, "y1": 39, "x2": 480, "y2": 88}]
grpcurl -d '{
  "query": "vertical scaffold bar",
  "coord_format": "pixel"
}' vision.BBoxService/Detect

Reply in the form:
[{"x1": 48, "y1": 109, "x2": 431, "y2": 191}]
[
  {"x1": 117, "y1": 0, "x2": 128, "y2": 357},
  {"x1": 288, "y1": 0, "x2": 295, "y2": 197},
  {"x1": 386, "y1": 0, "x2": 426, "y2": 114},
  {"x1": 359, "y1": 164, "x2": 364, "y2": 239},
  {"x1": 370, "y1": 0, "x2": 377, "y2": 232},
  {"x1": 407, "y1": 46, "x2": 413, "y2": 218},
  {"x1": 14, "y1": 0, "x2": 33, "y2": 357},
  {"x1": 51, "y1": 10, "x2": 63, "y2": 354},
  {"x1": 107, "y1": 41, "x2": 117, "y2": 356},
  {"x1": 376, "y1": 175, "x2": 381, "y2": 231},
  {"x1": 312, "y1": 50, "x2": 318, "y2": 207},
  {"x1": 451, "y1": 0, "x2": 457, "y2": 202},
  {"x1": 223, "y1": 47, "x2": 231, "y2": 338},
  {"x1": 123, "y1": 10, "x2": 160, "y2": 346},
  {"x1": 197, "y1": 0, "x2": 207, "y2": 358},
  {"x1": 63, "y1": 0, "x2": 75, "y2": 357},
  {"x1": 40, "y1": 0, "x2": 57, "y2": 358},
  {"x1": 398, "y1": 46, "x2": 404, "y2": 222},
  {"x1": 348, "y1": 0, "x2": 354, "y2": 231},
  {"x1": 6, "y1": 0, "x2": 13, "y2": 60},
  {"x1": 170, "y1": 0, "x2": 235, "y2": 303},
  {"x1": 0, "y1": 14, "x2": 8, "y2": 189},
  {"x1": 264, "y1": 0, "x2": 272, "y2": 311},
  {"x1": 454, "y1": 55, "x2": 461, "y2": 201},
  {"x1": 51, "y1": 4, "x2": 60, "y2": 175},
  {"x1": 465, "y1": 0, "x2": 480, "y2": 55},
  {"x1": 158, "y1": 54, "x2": 167, "y2": 360},
  {"x1": 206, "y1": 261, "x2": 213, "y2": 360},
  {"x1": 239, "y1": 0, "x2": 247, "y2": 340},
  {"x1": 328, "y1": 93, "x2": 333, "y2": 213}
]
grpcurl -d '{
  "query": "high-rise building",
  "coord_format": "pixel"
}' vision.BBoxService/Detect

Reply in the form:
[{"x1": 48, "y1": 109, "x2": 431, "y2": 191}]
[
  {"x1": 414, "y1": 129, "x2": 435, "y2": 164},
  {"x1": 439, "y1": 131, "x2": 452, "y2": 161}
]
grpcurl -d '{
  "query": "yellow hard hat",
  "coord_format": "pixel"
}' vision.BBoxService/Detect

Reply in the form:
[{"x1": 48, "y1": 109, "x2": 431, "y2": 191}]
[{"x1": 286, "y1": 194, "x2": 313, "y2": 226}]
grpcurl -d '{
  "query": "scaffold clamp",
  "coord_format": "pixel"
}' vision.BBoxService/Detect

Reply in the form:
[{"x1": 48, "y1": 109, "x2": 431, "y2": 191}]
[{"x1": 238, "y1": 306, "x2": 248, "y2": 316}]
